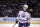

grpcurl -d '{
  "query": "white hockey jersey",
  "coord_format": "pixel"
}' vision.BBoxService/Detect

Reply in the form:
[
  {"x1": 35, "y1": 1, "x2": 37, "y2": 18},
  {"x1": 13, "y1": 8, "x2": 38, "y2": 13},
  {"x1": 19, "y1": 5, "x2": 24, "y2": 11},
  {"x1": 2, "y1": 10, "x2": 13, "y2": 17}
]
[{"x1": 17, "y1": 11, "x2": 31, "y2": 23}]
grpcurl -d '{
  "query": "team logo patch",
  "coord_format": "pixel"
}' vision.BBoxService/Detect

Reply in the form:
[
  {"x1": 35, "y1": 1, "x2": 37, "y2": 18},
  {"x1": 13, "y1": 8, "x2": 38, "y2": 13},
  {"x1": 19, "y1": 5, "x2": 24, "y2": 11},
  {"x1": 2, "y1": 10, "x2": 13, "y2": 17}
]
[{"x1": 21, "y1": 13, "x2": 25, "y2": 18}]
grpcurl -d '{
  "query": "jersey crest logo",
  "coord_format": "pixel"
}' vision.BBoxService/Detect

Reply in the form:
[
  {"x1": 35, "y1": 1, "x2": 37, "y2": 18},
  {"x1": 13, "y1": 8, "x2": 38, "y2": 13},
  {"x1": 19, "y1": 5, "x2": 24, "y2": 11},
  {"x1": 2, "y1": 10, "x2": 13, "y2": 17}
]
[{"x1": 21, "y1": 13, "x2": 25, "y2": 18}]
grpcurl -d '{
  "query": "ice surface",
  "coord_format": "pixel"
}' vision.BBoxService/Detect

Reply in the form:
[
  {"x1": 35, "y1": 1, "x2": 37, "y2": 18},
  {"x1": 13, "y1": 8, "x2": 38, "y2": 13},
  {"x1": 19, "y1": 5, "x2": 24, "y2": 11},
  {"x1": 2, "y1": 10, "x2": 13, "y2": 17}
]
[{"x1": 0, "y1": 24, "x2": 40, "y2": 27}]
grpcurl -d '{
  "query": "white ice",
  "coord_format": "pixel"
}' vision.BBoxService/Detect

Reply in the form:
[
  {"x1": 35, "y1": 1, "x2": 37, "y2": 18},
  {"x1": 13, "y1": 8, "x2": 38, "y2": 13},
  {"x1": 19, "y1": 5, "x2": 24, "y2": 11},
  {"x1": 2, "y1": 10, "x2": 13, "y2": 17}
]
[{"x1": 0, "y1": 24, "x2": 40, "y2": 27}]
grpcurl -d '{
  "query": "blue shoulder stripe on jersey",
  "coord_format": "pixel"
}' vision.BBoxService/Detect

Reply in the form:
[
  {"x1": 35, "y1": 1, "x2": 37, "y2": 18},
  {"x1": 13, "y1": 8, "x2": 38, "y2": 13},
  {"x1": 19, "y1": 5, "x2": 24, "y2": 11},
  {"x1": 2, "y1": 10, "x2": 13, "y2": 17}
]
[
  {"x1": 20, "y1": 9, "x2": 23, "y2": 11},
  {"x1": 27, "y1": 10, "x2": 30, "y2": 13},
  {"x1": 20, "y1": 9, "x2": 30, "y2": 13}
]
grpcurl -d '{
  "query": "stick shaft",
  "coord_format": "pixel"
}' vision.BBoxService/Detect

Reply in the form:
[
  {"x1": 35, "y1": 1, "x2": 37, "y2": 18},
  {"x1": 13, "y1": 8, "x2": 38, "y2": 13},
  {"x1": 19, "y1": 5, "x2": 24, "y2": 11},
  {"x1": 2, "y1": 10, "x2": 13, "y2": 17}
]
[{"x1": 13, "y1": 24, "x2": 16, "y2": 27}]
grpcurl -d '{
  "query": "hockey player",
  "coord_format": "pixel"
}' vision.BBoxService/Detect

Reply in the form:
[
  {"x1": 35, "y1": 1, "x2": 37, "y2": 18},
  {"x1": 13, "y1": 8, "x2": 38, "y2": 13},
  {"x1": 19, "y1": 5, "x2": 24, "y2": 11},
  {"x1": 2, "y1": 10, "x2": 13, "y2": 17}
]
[{"x1": 16, "y1": 5, "x2": 31, "y2": 27}]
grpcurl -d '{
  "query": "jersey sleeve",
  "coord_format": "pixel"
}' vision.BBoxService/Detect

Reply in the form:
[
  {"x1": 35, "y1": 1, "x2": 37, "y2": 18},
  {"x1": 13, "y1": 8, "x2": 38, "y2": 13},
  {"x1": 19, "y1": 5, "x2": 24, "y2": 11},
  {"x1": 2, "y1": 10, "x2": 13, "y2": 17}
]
[
  {"x1": 18, "y1": 11, "x2": 20, "y2": 15},
  {"x1": 17, "y1": 11, "x2": 20, "y2": 20},
  {"x1": 28, "y1": 13, "x2": 31, "y2": 18},
  {"x1": 27, "y1": 13, "x2": 31, "y2": 22}
]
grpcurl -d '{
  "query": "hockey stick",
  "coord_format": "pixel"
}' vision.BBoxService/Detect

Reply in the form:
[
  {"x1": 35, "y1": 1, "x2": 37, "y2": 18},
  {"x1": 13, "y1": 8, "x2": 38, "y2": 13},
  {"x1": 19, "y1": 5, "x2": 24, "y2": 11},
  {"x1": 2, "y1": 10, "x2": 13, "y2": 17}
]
[
  {"x1": 13, "y1": 24, "x2": 16, "y2": 27},
  {"x1": 13, "y1": 20, "x2": 18, "y2": 27}
]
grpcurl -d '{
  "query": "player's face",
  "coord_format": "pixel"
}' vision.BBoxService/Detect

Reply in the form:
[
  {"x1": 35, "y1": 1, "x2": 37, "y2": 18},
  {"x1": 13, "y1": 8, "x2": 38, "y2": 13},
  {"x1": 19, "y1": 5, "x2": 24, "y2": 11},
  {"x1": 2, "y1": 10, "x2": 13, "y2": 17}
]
[{"x1": 23, "y1": 7, "x2": 28, "y2": 11}]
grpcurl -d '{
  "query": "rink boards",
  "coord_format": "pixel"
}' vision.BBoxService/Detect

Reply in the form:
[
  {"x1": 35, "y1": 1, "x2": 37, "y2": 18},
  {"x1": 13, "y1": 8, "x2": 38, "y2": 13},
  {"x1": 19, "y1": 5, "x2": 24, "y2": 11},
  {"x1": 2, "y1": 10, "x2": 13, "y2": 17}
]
[{"x1": 0, "y1": 17, "x2": 40, "y2": 24}]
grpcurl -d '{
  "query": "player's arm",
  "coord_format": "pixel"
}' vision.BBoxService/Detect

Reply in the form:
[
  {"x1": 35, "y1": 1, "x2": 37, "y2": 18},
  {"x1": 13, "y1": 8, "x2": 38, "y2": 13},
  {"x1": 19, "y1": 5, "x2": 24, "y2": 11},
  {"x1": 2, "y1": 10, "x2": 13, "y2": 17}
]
[
  {"x1": 27, "y1": 13, "x2": 31, "y2": 23},
  {"x1": 16, "y1": 11, "x2": 20, "y2": 23},
  {"x1": 16, "y1": 11, "x2": 20, "y2": 21},
  {"x1": 16, "y1": 15, "x2": 20, "y2": 21}
]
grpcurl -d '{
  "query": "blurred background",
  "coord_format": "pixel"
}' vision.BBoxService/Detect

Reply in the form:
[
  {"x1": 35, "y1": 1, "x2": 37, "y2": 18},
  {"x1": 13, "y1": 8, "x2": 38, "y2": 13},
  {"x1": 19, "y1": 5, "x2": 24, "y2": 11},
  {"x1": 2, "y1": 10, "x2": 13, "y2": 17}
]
[{"x1": 0, "y1": 0, "x2": 40, "y2": 17}]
